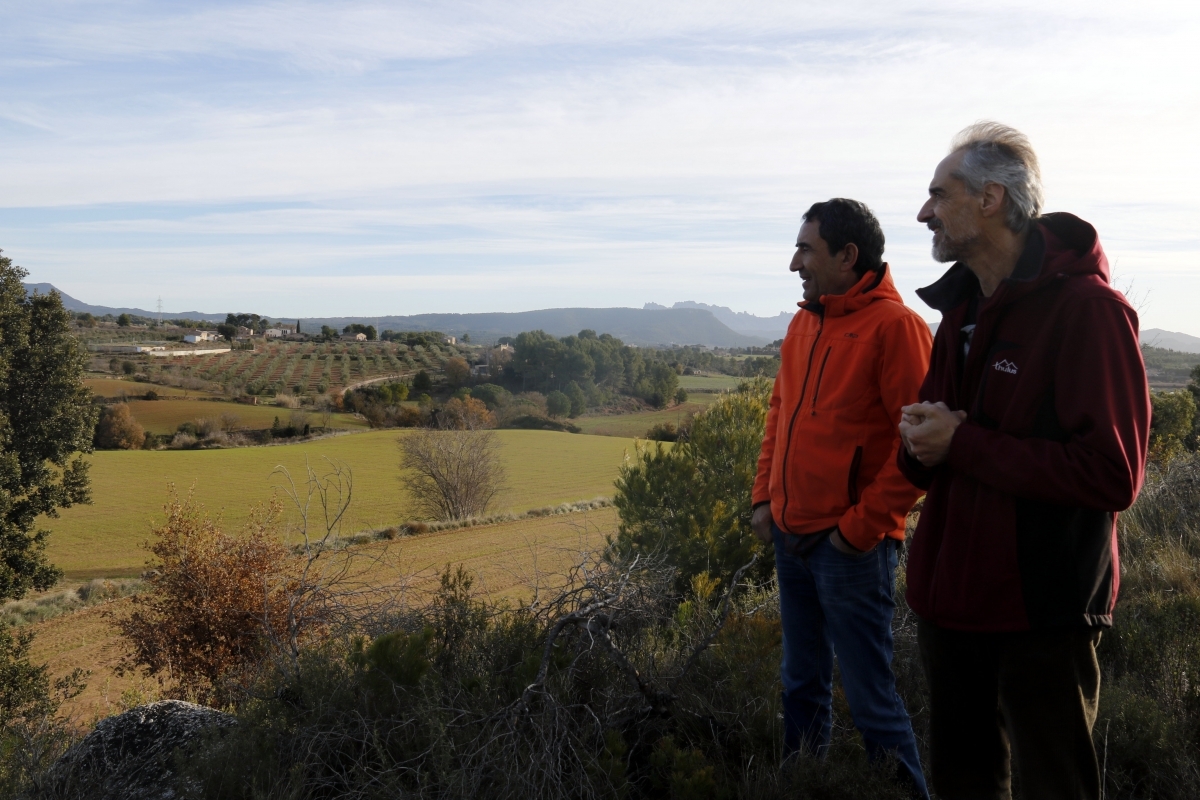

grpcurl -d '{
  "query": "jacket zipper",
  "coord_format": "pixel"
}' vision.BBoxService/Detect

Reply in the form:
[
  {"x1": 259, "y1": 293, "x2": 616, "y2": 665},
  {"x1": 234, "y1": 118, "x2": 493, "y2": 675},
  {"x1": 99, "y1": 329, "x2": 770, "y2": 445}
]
[
  {"x1": 779, "y1": 316, "x2": 824, "y2": 528},
  {"x1": 809, "y1": 346, "x2": 833, "y2": 415}
]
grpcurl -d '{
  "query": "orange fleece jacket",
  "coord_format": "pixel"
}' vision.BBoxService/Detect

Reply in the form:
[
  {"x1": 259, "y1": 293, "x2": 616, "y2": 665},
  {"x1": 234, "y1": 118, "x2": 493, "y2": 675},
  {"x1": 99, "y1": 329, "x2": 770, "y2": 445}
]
[{"x1": 753, "y1": 266, "x2": 932, "y2": 551}]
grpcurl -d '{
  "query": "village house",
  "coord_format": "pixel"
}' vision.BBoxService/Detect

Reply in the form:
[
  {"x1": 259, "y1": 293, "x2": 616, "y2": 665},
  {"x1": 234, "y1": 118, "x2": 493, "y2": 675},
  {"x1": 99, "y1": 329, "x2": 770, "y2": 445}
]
[
  {"x1": 183, "y1": 330, "x2": 218, "y2": 343},
  {"x1": 443, "y1": 335, "x2": 457, "y2": 345},
  {"x1": 340, "y1": 332, "x2": 367, "y2": 342}
]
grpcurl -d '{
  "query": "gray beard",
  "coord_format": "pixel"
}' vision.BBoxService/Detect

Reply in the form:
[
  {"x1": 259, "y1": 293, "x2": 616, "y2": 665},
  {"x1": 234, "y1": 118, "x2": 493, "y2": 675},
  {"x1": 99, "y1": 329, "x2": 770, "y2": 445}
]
[{"x1": 932, "y1": 231, "x2": 977, "y2": 264}]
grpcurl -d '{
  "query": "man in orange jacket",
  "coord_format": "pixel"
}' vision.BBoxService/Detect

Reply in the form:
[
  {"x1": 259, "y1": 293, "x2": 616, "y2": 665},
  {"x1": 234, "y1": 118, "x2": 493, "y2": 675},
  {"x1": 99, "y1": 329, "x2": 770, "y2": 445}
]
[{"x1": 751, "y1": 198, "x2": 932, "y2": 795}]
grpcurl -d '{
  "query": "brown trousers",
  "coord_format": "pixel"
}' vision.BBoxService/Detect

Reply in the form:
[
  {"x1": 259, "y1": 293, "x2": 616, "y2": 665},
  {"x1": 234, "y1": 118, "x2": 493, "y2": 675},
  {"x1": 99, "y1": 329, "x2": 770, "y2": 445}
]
[{"x1": 917, "y1": 619, "x2": 1102, "y2": 800}]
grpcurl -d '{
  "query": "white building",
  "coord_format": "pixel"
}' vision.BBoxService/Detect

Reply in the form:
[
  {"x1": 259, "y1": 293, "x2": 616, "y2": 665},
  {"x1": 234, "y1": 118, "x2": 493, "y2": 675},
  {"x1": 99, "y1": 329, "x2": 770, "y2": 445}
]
[
  {"x1": 183, "y1": 331, "x2": 218, "y2": 343},
  {"x1": 264, "y1": 328, "x2": 286, "y2": 338},
  {"x1": 340, "y1": 332, "x2": 367, "y2": 342},
  {"x1": 443, "y1": 335, "x2": 457, "y2": 345}
]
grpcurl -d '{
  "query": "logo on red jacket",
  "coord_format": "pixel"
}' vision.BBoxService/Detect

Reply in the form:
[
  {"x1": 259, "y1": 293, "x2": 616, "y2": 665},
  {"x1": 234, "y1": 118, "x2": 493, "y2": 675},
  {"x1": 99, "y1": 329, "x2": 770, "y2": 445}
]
[{"x1": 993, "y1": 359, "x2": 1018, "y2": 375}]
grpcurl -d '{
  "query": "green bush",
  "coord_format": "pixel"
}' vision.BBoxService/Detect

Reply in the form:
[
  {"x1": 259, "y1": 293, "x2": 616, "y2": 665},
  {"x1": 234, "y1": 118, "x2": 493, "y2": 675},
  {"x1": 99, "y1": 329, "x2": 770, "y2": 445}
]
[
  {"x1": 614, "y1": 378, "x2": 774, "y2": 595},
  {"x1": 546, "y1": 389, "x2": 570, "y2": 418},
  {"x1": 470, "y1": 383, "x2": 512, "y2": 409}
]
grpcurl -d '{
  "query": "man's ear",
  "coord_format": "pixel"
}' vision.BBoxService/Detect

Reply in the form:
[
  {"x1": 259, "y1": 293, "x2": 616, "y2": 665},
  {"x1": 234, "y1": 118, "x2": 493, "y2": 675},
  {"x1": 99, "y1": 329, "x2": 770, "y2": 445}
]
[
  {"x1": 839, "y1": 242, "x2": 860, "y2": 274},
  {"x1": 979, "y1": 183, "x2": 1007, "y2": 219}
]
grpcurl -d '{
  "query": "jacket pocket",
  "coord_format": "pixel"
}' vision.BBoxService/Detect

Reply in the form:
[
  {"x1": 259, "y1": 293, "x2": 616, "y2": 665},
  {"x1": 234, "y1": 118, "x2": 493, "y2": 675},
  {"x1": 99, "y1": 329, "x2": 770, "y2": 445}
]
[{"x1": 847, "y1": 445, "x2": 863, "y2": 505}]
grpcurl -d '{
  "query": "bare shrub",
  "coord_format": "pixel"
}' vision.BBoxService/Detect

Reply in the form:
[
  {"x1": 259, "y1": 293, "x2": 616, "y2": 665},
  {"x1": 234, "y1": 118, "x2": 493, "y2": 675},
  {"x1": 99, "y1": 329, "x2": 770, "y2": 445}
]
[
  {"x1": 115, "y1": 489, "x2": 304, "y2": 705},
  {"x1": 93, "y1": 404, "x2": 144, "y2": 450},
  {"x1": 274, "y1": 393, "x2": 300, "y2": 409},
  {"x1": 168, "y1": 432, "x2": 198, "y2": 449},
  {"x1": 219, "y1": 412, "x2": 241, "y2": 432},
  {"x1": 399, "y1": 428, "x2": 506, "y2": 520},
  {"x1": 194, "y1": 416, "x2": 220, "y2": 438},
  {"x1": 289, "y1": 410, "x2": 309, "y2": 432}
]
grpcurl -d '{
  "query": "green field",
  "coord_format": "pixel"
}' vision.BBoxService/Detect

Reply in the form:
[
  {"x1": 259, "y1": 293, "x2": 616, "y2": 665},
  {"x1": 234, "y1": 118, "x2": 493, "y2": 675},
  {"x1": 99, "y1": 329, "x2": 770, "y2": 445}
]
[
  {"x1": 44, "y1": 430, "x2": 638, "y2": 579},
  {"x1": 678, "y1": 374, "x2": 744, "y2": 391},
  {"x1": 85, "y1": 377, "x2": 201, "y2": 399},
  {"x1": 123, "y1": 398, "x2": 368, "y2": 434},
  {"x1": 574, "y1": 400, "x2": 715, "y2": 438}
]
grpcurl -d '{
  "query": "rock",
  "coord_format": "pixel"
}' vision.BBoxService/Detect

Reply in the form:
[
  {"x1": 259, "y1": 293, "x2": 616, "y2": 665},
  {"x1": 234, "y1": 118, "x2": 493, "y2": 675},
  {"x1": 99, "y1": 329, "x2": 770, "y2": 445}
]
[{"x1": 30, "y1": 700, "x2": 235, "y2": 800}]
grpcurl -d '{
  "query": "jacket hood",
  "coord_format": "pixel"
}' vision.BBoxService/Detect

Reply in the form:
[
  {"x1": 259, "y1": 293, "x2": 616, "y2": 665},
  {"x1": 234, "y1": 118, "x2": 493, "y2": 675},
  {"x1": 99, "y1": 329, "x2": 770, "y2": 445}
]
[
  {"x1": 801, "y1": 263, "x2": 902, "y2": 318},
  {"x1": 916, "y1": 212, "x2": 1109, "y2": 313}
]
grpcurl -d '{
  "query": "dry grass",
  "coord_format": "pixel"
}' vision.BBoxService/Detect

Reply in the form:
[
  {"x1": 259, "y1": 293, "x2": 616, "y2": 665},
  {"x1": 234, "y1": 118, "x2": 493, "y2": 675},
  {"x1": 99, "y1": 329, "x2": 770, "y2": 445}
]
[{"x1": 29, "y1": 506, "x2": 618, "y2": 721}]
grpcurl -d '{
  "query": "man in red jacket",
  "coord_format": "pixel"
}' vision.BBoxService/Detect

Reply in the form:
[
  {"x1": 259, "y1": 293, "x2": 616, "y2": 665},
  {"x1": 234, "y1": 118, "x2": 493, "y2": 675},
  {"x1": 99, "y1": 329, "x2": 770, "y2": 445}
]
[
  {"x1": 751, "y1": 198, "x2": 932, "y2": 796},
  {"x1": 899, "y1": 122, "x2": 1150, "y2": 800}
]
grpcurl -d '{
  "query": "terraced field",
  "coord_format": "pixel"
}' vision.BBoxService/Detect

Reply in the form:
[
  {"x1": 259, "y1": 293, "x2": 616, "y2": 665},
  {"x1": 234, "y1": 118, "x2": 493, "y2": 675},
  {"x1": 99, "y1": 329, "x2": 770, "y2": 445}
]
[
  {"x1": 152, "y1": 340, "x2": 462, "y2": 395},
  {"x1": 44, "y1": 429, "x2": 637, "y2": 579}
]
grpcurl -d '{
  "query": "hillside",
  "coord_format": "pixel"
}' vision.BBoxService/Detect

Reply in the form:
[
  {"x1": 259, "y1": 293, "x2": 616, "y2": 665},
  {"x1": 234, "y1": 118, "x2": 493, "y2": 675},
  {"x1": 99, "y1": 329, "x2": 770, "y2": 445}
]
[
  {"x1": 23, "y1": 283, "x2": 228, "y2": 322},
  {"x1": 1141, "y1": 328, "x2": 1200, "y2": 354},
  {"x1": 298, "y1": 307, "x2": 769, "y2": 348}
]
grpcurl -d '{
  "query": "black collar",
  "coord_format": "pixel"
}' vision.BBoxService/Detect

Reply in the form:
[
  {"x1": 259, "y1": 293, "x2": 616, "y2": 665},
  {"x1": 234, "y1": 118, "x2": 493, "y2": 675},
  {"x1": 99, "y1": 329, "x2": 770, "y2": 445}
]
[{"x1": 916, "y1": 225, "x2": 1045, "y2": 313}]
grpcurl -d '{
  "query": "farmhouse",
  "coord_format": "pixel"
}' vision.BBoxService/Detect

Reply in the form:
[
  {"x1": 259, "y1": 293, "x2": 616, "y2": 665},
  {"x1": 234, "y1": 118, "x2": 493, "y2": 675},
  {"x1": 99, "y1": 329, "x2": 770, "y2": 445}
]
[
  {"x1": 443, "y1": 335, "x2": 457, "y2": 345},
  {"x1": 341, "y1": 332, "x2": 367, "y2": 342},
  {"x1": 183, "y1": 330, "x2": 218, "y2": 343},
  {"x1": 264, "y1": 328, "x2": 286, "y2": 338}
]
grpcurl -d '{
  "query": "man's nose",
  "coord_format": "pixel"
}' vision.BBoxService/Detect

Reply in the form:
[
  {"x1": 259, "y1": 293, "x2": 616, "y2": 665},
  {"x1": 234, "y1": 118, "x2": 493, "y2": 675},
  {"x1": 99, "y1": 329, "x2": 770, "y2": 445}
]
[{"x1": 917, "y1": 199, "x2": 934, "y2": 222}]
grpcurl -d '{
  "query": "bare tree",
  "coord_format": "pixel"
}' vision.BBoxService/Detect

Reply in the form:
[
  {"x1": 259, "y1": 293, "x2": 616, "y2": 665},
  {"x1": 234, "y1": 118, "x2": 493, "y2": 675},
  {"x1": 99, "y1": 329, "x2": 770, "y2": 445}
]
[{"x1": 399, "y1": 427, "x2": 506, "y2": 520}]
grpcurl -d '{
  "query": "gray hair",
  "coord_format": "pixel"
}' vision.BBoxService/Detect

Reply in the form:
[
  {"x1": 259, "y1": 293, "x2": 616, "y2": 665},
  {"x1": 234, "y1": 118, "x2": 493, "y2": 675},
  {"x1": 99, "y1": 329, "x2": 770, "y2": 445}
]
[{"x1": 950, "y1": 121, "x2": 1044, "y2": 231}]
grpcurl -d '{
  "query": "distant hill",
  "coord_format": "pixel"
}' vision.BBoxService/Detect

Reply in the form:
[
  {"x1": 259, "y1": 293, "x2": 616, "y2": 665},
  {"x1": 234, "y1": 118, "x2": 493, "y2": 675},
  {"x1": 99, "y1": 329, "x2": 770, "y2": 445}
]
[
  {"x1": 22, "y1": 283, "x2": 229, "y2": 322},
  {"x1": 300, "y1": 308, "x2": 768, "y2": 348},
  {"x1": 646, "y1": 301, "x2": 793, "y2": 340},
  {"x1": 1141, "y1": 328, "x2": 1200, "y2": 355}
]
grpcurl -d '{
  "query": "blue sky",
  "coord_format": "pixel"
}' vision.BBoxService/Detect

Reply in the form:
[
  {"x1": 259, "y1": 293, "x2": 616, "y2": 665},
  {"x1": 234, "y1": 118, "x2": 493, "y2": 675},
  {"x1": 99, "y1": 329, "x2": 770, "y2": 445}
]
[{"x1": 2, "y1": 1, "x2": 1198, "y2": 333}]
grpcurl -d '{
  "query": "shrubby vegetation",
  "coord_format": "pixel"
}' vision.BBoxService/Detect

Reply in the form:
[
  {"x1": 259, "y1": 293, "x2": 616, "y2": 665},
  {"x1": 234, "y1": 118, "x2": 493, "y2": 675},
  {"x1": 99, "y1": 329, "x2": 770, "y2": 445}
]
[
  {"x1": 1149, "y1": 366, "x2": 1200, "y2": 461},
  {"x1": 93, "y1": 403, "x2": 146, "y2": 450},
  {"x1": 115, "y1": 492, "x2": 307, "y2": 706},
  {"x1": 500, "y1": 330, "x2": 777, "y2": 412},
  {"x1": 0, "y1": 254, "x2": 96, "y2": 794},
  {"x1": 613, "y1": 379, "x2": 775, "y2": 595}
]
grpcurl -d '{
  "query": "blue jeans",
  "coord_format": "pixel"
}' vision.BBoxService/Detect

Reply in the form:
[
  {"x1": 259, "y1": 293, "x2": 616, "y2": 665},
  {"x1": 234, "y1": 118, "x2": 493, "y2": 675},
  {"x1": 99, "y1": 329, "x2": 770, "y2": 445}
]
[{"x1": 773, "y1": 524, "x2": 929, "y2": 798}]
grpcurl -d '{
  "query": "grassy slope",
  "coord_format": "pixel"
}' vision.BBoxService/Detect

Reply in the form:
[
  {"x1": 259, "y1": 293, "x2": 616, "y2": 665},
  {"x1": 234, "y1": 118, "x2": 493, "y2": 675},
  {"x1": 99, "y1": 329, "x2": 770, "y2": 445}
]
[
  {"x1": 85, "y1": 377, "x2": 205, "y2": 398},
  {"x1": 573, "y1": 398, "x2": 716, "y2": 438},
  {"x1": 45, "y1": 430, "x2": 636, "y2": 579},
  {"x1": 677, "y1": 374, "x2": 743, "y2": 391},
  {"x1": 123, "y1": 398, "x2": 368, "y2": 434},
  {"x1": 32, "y1": 507, "x2": 618, "y2": 721}
]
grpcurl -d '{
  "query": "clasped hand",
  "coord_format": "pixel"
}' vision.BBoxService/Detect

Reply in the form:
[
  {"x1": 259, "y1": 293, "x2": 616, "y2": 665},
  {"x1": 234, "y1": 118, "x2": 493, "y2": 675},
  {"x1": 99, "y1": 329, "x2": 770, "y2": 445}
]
[{"x1": 899, "y1": 401, "x2": 967, "y2": 467}]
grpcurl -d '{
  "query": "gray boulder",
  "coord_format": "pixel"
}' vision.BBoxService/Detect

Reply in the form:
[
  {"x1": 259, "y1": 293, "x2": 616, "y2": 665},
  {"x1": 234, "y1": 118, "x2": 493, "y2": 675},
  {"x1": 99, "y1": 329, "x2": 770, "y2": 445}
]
[{"x1": 30, "y1": 700, "x2": 235, "y2": 800}]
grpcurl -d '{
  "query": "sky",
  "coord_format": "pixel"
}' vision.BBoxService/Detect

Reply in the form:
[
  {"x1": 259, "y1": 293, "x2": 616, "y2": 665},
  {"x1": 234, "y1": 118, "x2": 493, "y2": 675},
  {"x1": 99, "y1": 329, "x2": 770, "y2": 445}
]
[{"x1": 1, "y1": 1, "x2": 1198, "y2": 333}]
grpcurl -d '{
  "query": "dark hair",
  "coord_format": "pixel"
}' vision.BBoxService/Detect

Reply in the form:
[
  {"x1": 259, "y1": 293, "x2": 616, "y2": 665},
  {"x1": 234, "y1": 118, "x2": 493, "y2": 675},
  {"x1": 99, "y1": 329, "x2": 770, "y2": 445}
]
[{"x1": 801, "y1": 198, "x2": 885, "y2": 277}]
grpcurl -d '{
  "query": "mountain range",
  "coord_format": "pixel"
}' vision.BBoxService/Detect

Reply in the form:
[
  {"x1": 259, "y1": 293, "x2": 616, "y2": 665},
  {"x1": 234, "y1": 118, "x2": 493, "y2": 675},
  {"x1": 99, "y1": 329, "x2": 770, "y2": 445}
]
[
  {"x1": 24, "y1": 283, "x2": 1200, "y2": 354},
  {"x1": 645, "y1": 301, "x2": 793, "y2": 340},
  {"x1": 24, "y1": 284, "x2": 769, "y2": 347}
]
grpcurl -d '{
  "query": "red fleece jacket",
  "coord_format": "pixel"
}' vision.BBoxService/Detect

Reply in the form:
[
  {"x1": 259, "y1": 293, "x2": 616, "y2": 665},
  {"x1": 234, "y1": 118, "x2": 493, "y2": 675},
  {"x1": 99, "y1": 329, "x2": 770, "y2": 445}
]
[{"x1": 900, "y1": 213, "x2": 1150, "y2": 631}]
